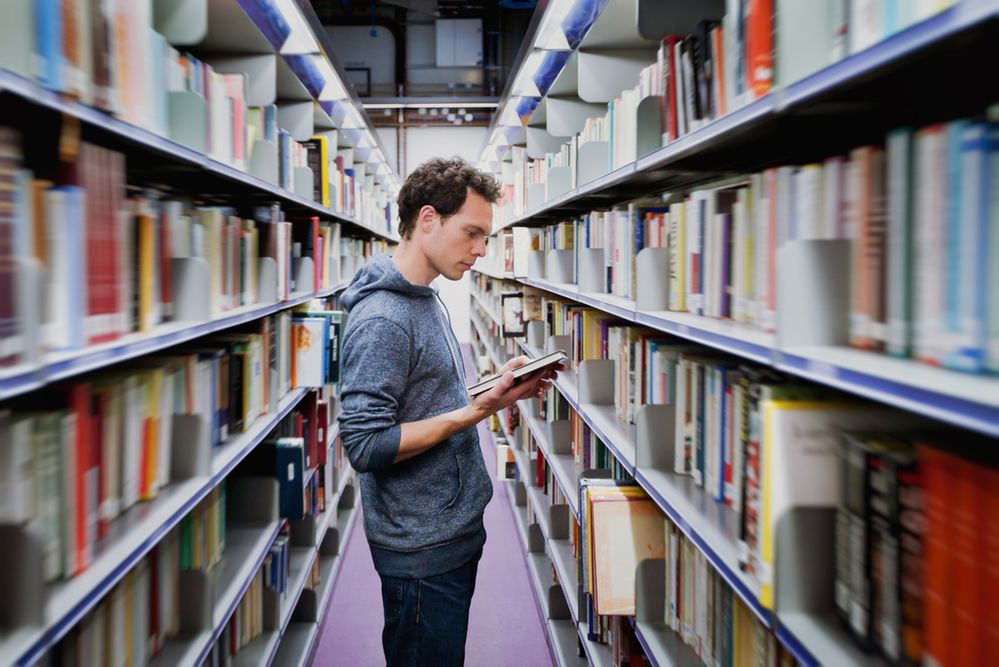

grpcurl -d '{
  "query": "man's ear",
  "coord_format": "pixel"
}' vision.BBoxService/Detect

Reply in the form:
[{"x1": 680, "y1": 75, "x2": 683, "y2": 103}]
[{"x1": 418, "y1": 205, "x2": 437, "y2": 233}]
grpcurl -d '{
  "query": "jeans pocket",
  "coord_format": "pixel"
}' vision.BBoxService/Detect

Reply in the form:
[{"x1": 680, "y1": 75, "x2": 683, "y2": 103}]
[{"x1": 442, "y1": 454, "x2": 463, "y2": 509}]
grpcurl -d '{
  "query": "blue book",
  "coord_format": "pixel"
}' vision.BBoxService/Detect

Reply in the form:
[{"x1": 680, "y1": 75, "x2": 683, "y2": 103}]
[
  {"x1": 34, "y1": 0, "x2": 62, "y2": 91},
  {"x1": 284, "y1": 55, "x2": 324, "y2": 100},
  {"x1": 236, "y1": 0, "x2": 292, "y2": 51}
]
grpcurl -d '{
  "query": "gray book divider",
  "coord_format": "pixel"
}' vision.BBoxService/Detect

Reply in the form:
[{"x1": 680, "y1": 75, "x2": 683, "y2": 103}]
[
  {"x1": 546, "y1": 52, "x2": 607, "y2": 137},
  {"x1": 776, "y1": 508, "x2": 836, "y2": 618},
  {"x1": 526, "y1": 320, "x2": 546, "y2": 353},
  {"x1": 0, "y1": 0, "x2": 34, "y2": 79},
  {"x1": 577, "y1": 248, "x2": 607, "y2": 294},
  {"x1": 257, "y1": 257, "x2": 278, "y2": 306},
  {"x1": 293, "y1": 165, "x2": 315, "y2": 201},
  {"x1": 514, "y1": 481, "x2": 528, "y2": 508},
  {"x1": 528, "y1": 523, "x2": 545, "y2": 555},
  {"x1": 777, "y1": 240, "x2": 851, "y2": 347},
  {"x1": 634, "y1": 404, "x2": 677, "y2": 473},
  {"x1": 16, "y1": 257, "x2": 43, "y2": 365},
  {"x1": 277, "y1": 102, "x2": 315, "y2": 142},
  {"x1": 545, "y1": 249, "x2": 576, "y2": 285},
  {"x1": 546, "y1": 167, "x2": 574, "y2": 201},
  {"x1": 635, "y1": 247, "x2": 670, "y2": 312},
  {"x1": 292, "y1": 587, "x2": 319, "y2": 623},
  {"x1": 548, "y1": 420, "x2": 573, "y2": 458},
  {"x1": 547, "y1": 581, "x2": 572, "y2": 621},
  {"x1": 549, "y1": 504, "x2": 570, "y2": 541},
  {"x1": 168, "y1": 92, "x2": 208, "y2": 154},
  {"x1": 170, "y1": 414, "x2": 212, "y2": 481},
  {"x1": 321, "y1": 521, "x2": 340, "y2": 559},
  {"x1": 579, "y1": 359, "x2": 615, "y2": 406},
  {"x1": 577, "y1": 141, "x2": 610, "y2": 186},
  {"x1": 527, "y1": 251, "x2": 546, "y2": 280},
  {"x1": 153, "y1": 0, "x2": 208, "y2": 46},
  {"x1": 171, "y1": 257, "x2": 212, "y2": 321},
  {"x1": 575, "y1": 0, "x2": 658, "y2": 104},
  {"x1": 635, "y1": 95, "x2": 664, "y2": 158},
  {"x1": 339, "y1": 483, "x2": 356, "y2": 511},
  {"x1": 207, "y1": 55, "x2": 277, "y2": 107},
  {"x1": 292, "y1": 257, "x2": 315, "y2": 295},
  {"x1": 0, "y1": 525, "x2": 43, "y2": 628},
  {"x1": 250, "y1": 140, "x2": 279, "y2": 185},
  {"x1": 527, "y1": 183, "x2": 547, "y2": 212},
  {"x1": 634, "y1": 558, "x2": 665, "y2": 624}
]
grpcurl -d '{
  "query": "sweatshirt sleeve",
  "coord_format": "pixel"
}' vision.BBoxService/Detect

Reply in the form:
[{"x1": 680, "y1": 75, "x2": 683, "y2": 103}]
[{"x1": 337, "y1": 316, "x2": 409, "y2": 472}]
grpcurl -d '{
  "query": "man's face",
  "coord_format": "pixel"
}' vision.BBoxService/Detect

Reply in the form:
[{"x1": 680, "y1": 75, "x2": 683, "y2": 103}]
[{"x1": 422, "y1": 190, "x2": 492, "y2": 281}]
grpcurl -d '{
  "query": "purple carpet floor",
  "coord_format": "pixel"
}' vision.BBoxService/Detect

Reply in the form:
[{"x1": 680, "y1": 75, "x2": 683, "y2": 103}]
[{"x1": 312, "y1": 347, "x2": 553, "y2": 666}]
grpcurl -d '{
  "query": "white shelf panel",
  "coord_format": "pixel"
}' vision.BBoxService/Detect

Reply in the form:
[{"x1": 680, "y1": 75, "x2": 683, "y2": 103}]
[
  {"x1": 548, "y1": 538, "x2": 579, "y2": 625},
  {"x1": 632, "y1": 621, "x2": 702, "y2": 667},
  {"x1": 777, "y1": 611, "x2": 882, "y2": 667},
  {"x1": 0, "y1": 292, "x2": 312, "y2": 401},
  {"x1": 150, "y1": 521, "x2": 283, "y2": 667},
  {"x1": 470, "y1": 289, "x2": 504, "y2": 328},
  {"x1": 778, "y1": 345, "x2": 999, "y2": 437},
  {"x1": 633, "y1": 467, "x2": 770, "y2": 627},
  {"x1": 635, "y1": 310, "x2": 776, "y2": 365},
  {"x1": 550, "y1": 619, "x2": 589, "y2": 667},
  {"x1": 470, "y1": 265, "x2": 515, "y2": 281},
  {"x1": 2, "y1": 388, "x2": 308, "y2": 666},
  {"x1": 521, "y1": 277, "x2": 580, "y2": 302},
  {"x1": 575, "y1": 291, "x2": 637, "y2": 321},
  {"x1": 520, "y1": 408, "x2": 580, "y2": 519},
  {"x1": 0, "y1": 69, "x2": 398, "y2": 243}
]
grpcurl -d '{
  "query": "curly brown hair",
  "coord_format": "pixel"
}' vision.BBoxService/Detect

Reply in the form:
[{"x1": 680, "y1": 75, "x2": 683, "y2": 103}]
[{"x1": 397, "y1": 157, "x2": 502, "y2": 239}]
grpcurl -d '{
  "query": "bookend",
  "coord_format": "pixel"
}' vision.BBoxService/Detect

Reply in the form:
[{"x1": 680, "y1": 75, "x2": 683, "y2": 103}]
[
  {"x1": 776, "y1": 507, "x2": 836, "y2": 617},
  {"x1": 547, "y1": 420, "x2": 572, "y2": 457},
  {"x1": 635, "y1": 95, "x2": 664, "y2": 158},
  {"x1": 527, "y1": 251, "x2": 546, "y2": 280},
  {"x1": 777, "y1": 240, "x2": 851, "y2": 347},
  {"x1": 634, "y1": 558, "x2": 665, "y2": 624},
  {"x1": 256, "y1": 257, "x2": 278, "y2": 305},
  {"x1": 168, "y1": 92, "x2": 209, "y2": 154},
  {"x1": 546, "y1": 249, "x2": 576, "y2": 285},
  {"x1": 170, "y1": 414, "x2": 212, "y2": 481},
  {"x1": 277, "y1": 102, "x2": 315, "y2": 142},
  {"x1": 635, "y1": 247, "x2": 670, "y2": 312},
  {"x1": 578, "y1": 359, "x2": 615, "y2": 405},
  {"x1": 514, "y1": 481, "x2": 527, "y2": 507},
  {"x1": 177, "y1": 568, "x2": 213, "y2": 636},
  {"x1": 289, "y1": 512, "x2": 320, "y2": 548},
  {"x1": 577, "y1": 248, "x2": 607, "y2": 294},
  {"x1": 292, "y1": 257, "x2": 314, "y2": 296},
  {"x1": 546, "y1": 166, "x2": 573, "y2": 201},
  {"x1": 227, "y1": 477, "x2": 280, "y2": 525},
  {"x1": 293, "y1": 166, "x2": 314, "y2": 201},
  {"x1": 526, "y1": 320, "x2": 546, "y2": 353},
  {"x1": 528, "y1": 183, "x2": 546, "y2": 212},
  {"x1": 292, "y1": 587, "x2": 319, "y2": 623},
  {"x1": 0, "y1": 525, "x2": 43, "y2": 629},
  {"x1": 547, "y1": 582, "x2": 572, "y2": 621},
  {"x1": 528, "y1": 523, "x2": 545, "y2": 555},
  {"x1": 171, "y1": 257, "x2": 212, "y2": 321},
  {"x1": 249, "y1": 140, "x2": 279, "y2": 185},
  {"x1": 207, "y1": 55, "x2": 277, "y2": 107},
  {"x1": 634, "y1": 404, "x2": 677, "y2": 472},
  {"x1": 527, "y1": 127, "x2": 567, "y2": 161},
  {"x1": 577, "y1": 141, "x2": 610, "y2": 185},
  {"x1": 339, "y1": 483, "x2": 356, "y2": 511},
  {"x1": 321, "y1": 522, "x2": 340, "y2": 559},
  {"x1": 549, "y1": 505, "x2": 570, "y2": 541}
]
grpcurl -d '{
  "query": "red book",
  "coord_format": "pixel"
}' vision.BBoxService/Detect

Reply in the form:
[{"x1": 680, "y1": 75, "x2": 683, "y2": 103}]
[
  {"x1": 66, "y1": 382, "x2": 97, "y2": 575},
  {"x1": 310, "y1": 216, "x2": 320, "y2": 292},
  {"x1": 986, "y1": 464, "x2": 999, "y2": 657},
  {"x1": 745, "y1": 0, "x2": 774, "y2": 98},
  {"x1": 661, "y1": 36, "x2": 682, "y2": 143},
  {"x1": 952, "y1": 456, "x2": 985, "y2": 664},
  {"x1": 919, "y1": 445, "x2": 952, "y2": 667}
]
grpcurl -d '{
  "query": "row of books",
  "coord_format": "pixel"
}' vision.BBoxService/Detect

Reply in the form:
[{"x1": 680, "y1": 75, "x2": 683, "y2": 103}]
[
  {"x1": 47, "y1": 488, "x2": 221, "y2": 665},
  {"x1": 0, "y1": 130, "x2": 381, "y2": 366},
  {"x1": 835, "y1": 436, "x2": 996, "y2": 665},
  {"x1": 494, "y1": 1, "x2": 956, "y2": 221},
  {"x1": 0, "y1": 1, "x2": 394, "y2": 230},
  {"x1": 496, "y1": 108, "x2": 999, "y2": 375}
]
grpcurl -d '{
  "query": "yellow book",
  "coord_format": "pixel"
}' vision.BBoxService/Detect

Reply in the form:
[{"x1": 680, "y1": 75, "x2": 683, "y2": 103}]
[
  {"x1": 310, "y1": 135, "x2": 330, "y2": 208},
  {"x1": 140, "y1": 369, "x2": 162, "y2": 500},
  {"x1": 197, "y1": 209, "x2": 223, "y2": 315}
]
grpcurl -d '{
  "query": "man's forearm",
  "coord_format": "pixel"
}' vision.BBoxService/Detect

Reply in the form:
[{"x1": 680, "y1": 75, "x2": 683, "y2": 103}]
[{"x1": 394, "y1": 403, "x2": 489, "y2": 463}]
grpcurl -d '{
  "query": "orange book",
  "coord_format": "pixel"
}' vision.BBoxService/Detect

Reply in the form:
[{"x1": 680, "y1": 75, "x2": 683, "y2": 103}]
[
  {"x1": 985, "y1": 464, "x2": 999, "y2": 656},
  {"x1": 951, "y1": 456, "x2": 985, "y2": 664},
  {"x1": 919, "y1": 445, "x2": 952, "y2": 667},
  {"x1": 711, "y1": 26, "x2": 726, "y2": 117},
  {"x1": 746, "y1": 0, "x2": 773, "y2": 98}
]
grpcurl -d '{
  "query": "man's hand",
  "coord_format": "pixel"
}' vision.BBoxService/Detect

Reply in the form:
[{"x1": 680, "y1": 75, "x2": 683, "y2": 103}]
[{"x1": 468, "y1": 358, "x2": 566, "y2": 419}]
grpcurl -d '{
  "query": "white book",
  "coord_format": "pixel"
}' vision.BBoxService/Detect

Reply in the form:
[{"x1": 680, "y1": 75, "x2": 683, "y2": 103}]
[
  {"x1": 43, "y1": 189, "x2": 69, "y2": 350},
  {"x1": 121, "y1": 376, "x2": 142, "y2": 509},
  {"x1": 156, "y1": 370, "x2": 176, "y2": 491},
  {"x1": 795, "y1": 164, "x2": 825, "y2": 240},
  {"x1": 850, "y1": 0, "x2": 885, "y2": 54},
  {"x1": 913, "y1": 127, "x2": 947, "y2": 364}
]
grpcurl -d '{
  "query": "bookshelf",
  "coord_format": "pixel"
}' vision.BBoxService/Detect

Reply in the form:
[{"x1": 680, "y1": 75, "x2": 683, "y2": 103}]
[
  {"x1": 0, "y1": 0, "x2": 378, "y2": 665},
  {"x1": 472, "y1": 2, "x2": 999, "y2": 664}
]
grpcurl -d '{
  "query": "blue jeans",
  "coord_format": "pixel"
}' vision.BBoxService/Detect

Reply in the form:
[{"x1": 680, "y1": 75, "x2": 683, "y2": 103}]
[{"x1": 379, "y1": 552, "x2": 481, "y2": 666}]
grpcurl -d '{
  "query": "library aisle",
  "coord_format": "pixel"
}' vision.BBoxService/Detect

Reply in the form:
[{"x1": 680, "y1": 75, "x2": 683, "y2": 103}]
[{"x1": 314, "y1": 347, "x2": 553, "y2": 666}]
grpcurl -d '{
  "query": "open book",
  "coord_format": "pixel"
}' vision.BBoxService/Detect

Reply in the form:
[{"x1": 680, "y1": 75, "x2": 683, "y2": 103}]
[{"x1": 467, "y1": 350, "x2": 567, "y2": 398}]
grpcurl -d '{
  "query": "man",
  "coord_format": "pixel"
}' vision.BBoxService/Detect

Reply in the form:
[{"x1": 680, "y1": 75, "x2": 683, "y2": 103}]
[{"x1": 337, "y1": 157, "x2": 560, "y2": 666}]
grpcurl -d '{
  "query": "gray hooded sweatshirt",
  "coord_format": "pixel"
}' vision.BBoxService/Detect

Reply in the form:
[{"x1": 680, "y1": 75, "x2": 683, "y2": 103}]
[{"x1": 337, "y1": 254, "x2": 493, "y2": 579}]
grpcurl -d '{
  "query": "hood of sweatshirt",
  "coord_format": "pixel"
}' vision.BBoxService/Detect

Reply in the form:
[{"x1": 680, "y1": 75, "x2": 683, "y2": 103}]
[{"x1": 340, "y1": 253, "x2": 435, "y2": 312}]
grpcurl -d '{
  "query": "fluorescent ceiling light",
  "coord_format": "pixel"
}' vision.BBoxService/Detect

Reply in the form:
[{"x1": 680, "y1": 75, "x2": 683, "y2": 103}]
[
  {"x1": 497, "y1": 102, "x2": 522, "y2": 126},
  {"x1": 362, "y1": 102, "x2": 499, "y2": 109},
  {"x1": 312, "y1": 56, "x2": 349, "y2": 100}
]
